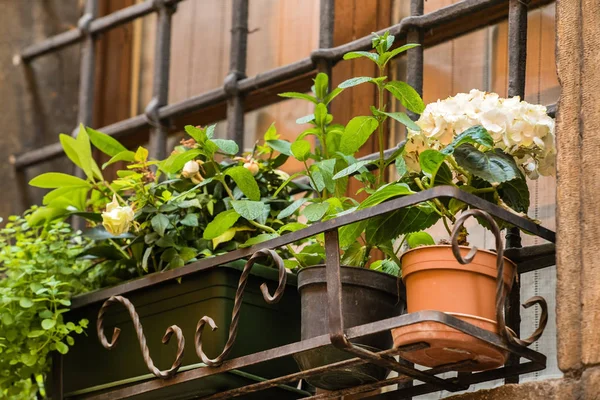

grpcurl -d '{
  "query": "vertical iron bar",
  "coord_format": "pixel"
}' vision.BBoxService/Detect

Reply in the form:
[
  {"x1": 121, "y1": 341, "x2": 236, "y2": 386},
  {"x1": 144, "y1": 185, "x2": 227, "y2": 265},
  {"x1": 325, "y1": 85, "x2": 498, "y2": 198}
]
[
  {"x1": 74, "y1": 0, "x2": 98, "y2": 179},
  {"x1": 225, "y1": 0, "x2": 249, "y2": 149},
  {"x1": 147, "y1": 1, "x2": 175, "y2": 160},
  {"x1": 505, "y1": 0, "x2": 529, "y2": 384},
  {"x1": 400, "y1": 3, "x2": 424, "y2": 396},
  {"x1": 317, "y1": 0, "x2": 335, "y2": 79},
  {"x1": 324, "y1": 229, "x2": 345, "y2": 343}
]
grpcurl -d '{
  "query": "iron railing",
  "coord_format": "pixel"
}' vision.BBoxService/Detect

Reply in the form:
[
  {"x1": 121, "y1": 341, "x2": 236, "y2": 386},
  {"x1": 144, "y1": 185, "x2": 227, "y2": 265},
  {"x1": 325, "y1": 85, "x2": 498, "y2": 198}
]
[{"x1": 13, "y1": 0, "x2": 558, "y2": 398}]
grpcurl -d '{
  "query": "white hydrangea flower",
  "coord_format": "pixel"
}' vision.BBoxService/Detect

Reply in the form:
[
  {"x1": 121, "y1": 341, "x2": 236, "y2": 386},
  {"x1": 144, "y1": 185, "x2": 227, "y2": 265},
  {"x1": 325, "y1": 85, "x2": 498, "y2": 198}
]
[{"x1": 404, "y1": 89, "x2": 556, "y2": 179}]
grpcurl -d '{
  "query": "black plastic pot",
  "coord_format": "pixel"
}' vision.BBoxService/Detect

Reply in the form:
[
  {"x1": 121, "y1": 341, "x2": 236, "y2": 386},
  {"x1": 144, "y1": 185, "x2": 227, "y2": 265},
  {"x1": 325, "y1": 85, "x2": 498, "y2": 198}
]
[
  {"x1": 62, "y1": 262, "x2": 302, "y2": 399},
  {"x1": 293, "y1": 265, "x2": 405, "y2": 390}
]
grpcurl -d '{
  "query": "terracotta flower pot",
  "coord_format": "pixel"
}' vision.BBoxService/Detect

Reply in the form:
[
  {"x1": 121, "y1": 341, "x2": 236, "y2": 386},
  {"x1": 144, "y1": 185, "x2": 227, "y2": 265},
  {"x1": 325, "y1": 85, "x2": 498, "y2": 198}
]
[{"x1": 392, "y1": 245, "x2": 516, "y2": 371}]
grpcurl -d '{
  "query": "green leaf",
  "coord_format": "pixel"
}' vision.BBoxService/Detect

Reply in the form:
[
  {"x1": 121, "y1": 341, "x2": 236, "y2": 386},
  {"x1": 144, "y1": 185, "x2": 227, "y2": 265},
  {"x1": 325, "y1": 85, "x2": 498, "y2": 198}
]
[
  {"x1": 55, "y1": 342, "x2": 69, "y2": 355},
  {"x1": 338, "y1": 77, "x2": 372, "y2": 89},
  {"x1": 134, "y1": 146, "x2": 149, "y2": 163},
  {"x1": 161, "y1": 149, "x2": 202, "y2": 174},
  {"x1": 277, "y1": 198, "x2": 307, "y2": 219},
  {"x1": 384, "y1": 81, "x2": 425, "y2": 114},
  {"x1": 226, "y1": 166, "x2": 261, "y2": 201},
  {"x1": 203, "y1": 209, "x2": 241, "y2": 239},
  {"x1": 211, "y1": 139, "x2": 239, "y2": 155},
  {"x1": 82, "y1": 226, "x2": 135, "y2": 240},
  {"x1": 184, "y1": 125, "x2": 206, "y2": 142},
  {"x1": 441, "y1": 126, "x2": 494, "y2": 155},
  {"x1": 278, "y1": 222, "x2": 307, "y2": 234},
  {"x1": 396, "y1": 154, "x2": 407, "y2": 178},
  {"x1": 434, "y1": 162, "x2": 454, "y2": 186},
  {"x1": 241, "y1": 233, "x2": 279, "y2": 248},
  {"x1": 498, "y1": 177, "x2": 530, "y2": 213},
  {"x1": 76, "y1": 124, "x2": 103, "y2": 180},
  {"x1": 343, "y1": 51, "x2": 380, "y2": 64},
  {"x1": 332, "y1": 160, "x2": 375, "y2": 180},
  {"x1": 339, "y1": 221, "x2": 367, "y2": 248},
  {"x1": 151, "y1": 214, "x2": 170, "y2": 237},
  {"x1": 419, "y1": 150, "x2": 447, "y2": 183},
  {"x1": 231, "y1": 200, "x2": 266, "y2": 221},
  {"x1": 370, "y1": 259, "x2": 400, "y2": 276},
  {"x1": 302, "y1": 202, "x2": 329, "y2": 222},
  {"x1": 324, "y1": 87, "x2": 343, "y2": 105},
  {"x1": 381, "y1": 43, "x2": 421, "y2": 66},
  {"x1": 27, "y1": 330, "x2": 45, "y2": 338},
  {"x1": 19, "y1": 298, "x2": 33, "y2": 309},
  {"x1": 211, "y1": 226, "x2": 254, "y2": 248},
  {"x1": 314, "y1": 73, "x2": 329, "y2": 100},
  {"x1": 365, "y1": 203, "x2": 440, "y2": 245},
  {"x1": 263, "y1": 122, "x2": 278, "y2": 141},
  {"x1": 380, "y1": 111, "x2": 420, "y2": 131},
  {"x1": 267, "y1": 140, "x2": 292, "y2": 156},
  {"x1": 206, "y1": 124, "x2": 216, "y2": 139},
  {"x1": 21, "y1": 354, "x2": 38, "y2": 367},
  {"x1": 291, "y1": 139, "x2": 312, "y2": 162},
  {"x1": 341, "y1": 242, "x2": 367, "y2": 267},
  {"x1": 59, "y1": 134, "x2": 89, "y2": 179},
  {"x1": 142, "y1": 247, "x2": 152, "y2": 272},
  {"x1": 314, "y1": 103, "x2": 328, "y2": 128},
  {"x1": 454, "y1": 145, "x2": 521, "y2": 184},
  {"x1": 296, "y1": 114, "x2": 315, "y2": 124},
  {"x1": 180, "y1": 213, "x2": 199, "y2": 227},
  {"x1": 278, "y1": 92, "x2": 317, "y2": 103},
  {"x1": 407, "y1": 232, "x2": 435, "y2": 248},
  {"x1": 102, "y1": 150, "x2": 136, "y2": 169},
  {"x1": 30, "y1": 173, "x2": 90, "y2": 189},
  {"x1": 340, "y1": 116, "x2": 379, "y2": 155},
  {"x1": 86, "y1": 127, "x2": 127, "y2": 157},
  {"x1": 359, "y1": 183, "x2": 415, "y2": 210},
  {"x1": 41, "y1": 319, "x2": 56, "y2": 330},
  {"x1": 315, "y1": 159, "x2": 336, "y2": 193}
]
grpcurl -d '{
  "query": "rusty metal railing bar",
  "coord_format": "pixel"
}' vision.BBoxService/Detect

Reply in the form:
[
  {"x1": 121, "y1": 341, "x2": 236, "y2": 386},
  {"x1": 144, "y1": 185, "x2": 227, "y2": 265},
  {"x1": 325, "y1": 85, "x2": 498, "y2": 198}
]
[
  {"x1": 75, "y1": 310, "x2": 545, "y2": 400},
  {"x1": 505, "y1": 0, "x2": 531, "y2": 383},
  {"x1": 12, "y1": 0, "x2": 550, "y2": 170},
  {"x1": 18, "y1": 0, "x2": 186, "y2": 62},
  {"x1": 225, "y1": 0, "x2": 249, "y2": 148},
  {"x1": 70, "y1": 186, "x2": 556, "y2": 310},
  {"x1": 146, "y1": 1, "x2": 176, "y2": 160}
]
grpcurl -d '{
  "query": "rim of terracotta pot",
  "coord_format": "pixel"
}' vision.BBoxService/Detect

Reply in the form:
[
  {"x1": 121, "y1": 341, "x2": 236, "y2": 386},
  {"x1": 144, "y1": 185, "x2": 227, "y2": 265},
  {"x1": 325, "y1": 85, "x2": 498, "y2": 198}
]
[{"x1": 400, "y1": 245, "x2": 517, "y2": 285}]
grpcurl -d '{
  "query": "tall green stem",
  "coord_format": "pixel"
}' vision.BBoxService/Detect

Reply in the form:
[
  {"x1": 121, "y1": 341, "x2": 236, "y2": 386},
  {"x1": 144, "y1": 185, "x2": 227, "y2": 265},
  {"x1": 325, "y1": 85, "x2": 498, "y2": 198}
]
[{"x1": 377, "y1": 67, "x2": 386, "y2": 187}]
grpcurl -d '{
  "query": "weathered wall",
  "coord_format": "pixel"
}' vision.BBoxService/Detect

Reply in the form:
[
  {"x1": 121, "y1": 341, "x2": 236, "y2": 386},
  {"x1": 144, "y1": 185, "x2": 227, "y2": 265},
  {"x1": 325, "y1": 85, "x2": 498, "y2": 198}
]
[
  {"x1": 0, "y1": 0, "x2": 81, "y2": 218},
  {"x1": 448, "y1": 0, "x2": 600, "y2": 398}
]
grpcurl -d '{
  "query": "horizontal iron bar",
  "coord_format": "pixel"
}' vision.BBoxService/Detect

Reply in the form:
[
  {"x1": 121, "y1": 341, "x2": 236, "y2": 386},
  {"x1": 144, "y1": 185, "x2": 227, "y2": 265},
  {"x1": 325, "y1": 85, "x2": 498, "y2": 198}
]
[
  {"x1": 19, "y1": 0, "x2": 186, "y2": 62},
  {"x1": 505, "y1": 243, "x2": 556, "y2": 273},
  {"x1": 13, "y1": 0, "x2": 555, "y2": 170},
  {"x1": 77, "y1": 310, "x2": 544, "y2": 399},
  {"x1": 71, "y1": 186, "x2": 556, "y2": 309}
]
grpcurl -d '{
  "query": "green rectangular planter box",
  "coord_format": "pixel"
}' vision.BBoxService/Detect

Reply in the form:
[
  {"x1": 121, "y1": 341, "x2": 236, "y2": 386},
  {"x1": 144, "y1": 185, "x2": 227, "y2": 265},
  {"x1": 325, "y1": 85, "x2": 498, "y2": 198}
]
[{"x1": 62, "y1": 262, "x2": 302, "y2": 398}]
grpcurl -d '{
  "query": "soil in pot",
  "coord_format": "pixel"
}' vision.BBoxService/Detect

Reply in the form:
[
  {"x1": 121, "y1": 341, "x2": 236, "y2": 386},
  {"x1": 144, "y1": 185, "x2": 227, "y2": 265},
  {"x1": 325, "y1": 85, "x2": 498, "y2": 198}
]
[
  {"x1": 62, "y1": 262, "x2": 301, "y2": 396},
  {"x1": 293, "y1": 266, "x2": 405, "y2": 391},
  {"x1": 392, "y1": 245, "x2": 516, "y2": 371}
]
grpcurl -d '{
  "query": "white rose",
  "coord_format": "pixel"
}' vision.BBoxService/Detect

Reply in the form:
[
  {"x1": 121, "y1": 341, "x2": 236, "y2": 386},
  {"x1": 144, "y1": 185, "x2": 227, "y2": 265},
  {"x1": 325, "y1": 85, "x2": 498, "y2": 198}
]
[
  {"x1": 102, "y1": 195, "x2": 134, "y2": 236},
  {"x1": 182, "y1": 160, "x2": 200, "y2": 178}
]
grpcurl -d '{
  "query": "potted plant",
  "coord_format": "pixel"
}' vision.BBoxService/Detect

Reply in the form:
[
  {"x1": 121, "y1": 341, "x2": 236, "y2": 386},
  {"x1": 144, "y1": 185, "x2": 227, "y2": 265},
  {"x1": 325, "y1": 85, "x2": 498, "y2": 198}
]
[
  {"x1": 276, "y1": 32, "x2": 427, "y2": 390},
  {"x1": 19, "y1": 124, "x2": 306, "y2": 396},
  {"x1": 389, "y1": 89, "x2": 556, "y2": 370},
  {"x1": 0, "y1": 214, "x2": 93, "y2": 399}
]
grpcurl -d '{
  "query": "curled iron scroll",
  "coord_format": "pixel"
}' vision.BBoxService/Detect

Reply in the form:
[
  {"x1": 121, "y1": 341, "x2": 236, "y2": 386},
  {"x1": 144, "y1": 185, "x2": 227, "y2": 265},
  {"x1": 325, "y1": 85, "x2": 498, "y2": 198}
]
[
  {"x1": 451, "y1": 209, "x2": 548, "y2": 347},
  {"x1": 195, "y1": 248, "x2": 287, "y2": 366},
  {"x1": 97, "y1": 295, "x2": 185, "y2": 379}
]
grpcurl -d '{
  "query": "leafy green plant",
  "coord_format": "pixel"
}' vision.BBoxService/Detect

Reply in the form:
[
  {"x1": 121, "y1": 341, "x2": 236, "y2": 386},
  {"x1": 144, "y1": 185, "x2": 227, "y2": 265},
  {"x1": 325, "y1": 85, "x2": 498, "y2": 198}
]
[{"x1": 0, "y1": 212, "x2": 92, "y2": 398}]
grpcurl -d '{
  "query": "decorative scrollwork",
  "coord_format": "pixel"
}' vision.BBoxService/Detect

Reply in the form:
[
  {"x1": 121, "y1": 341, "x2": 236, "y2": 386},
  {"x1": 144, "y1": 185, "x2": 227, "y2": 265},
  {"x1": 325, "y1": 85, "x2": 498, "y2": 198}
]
[
  {"x1": 450, "y1": 209, "x2": 548, "y2": 347},
  {"x1": 195, "y1": 248, "x2": 287, "y2": 366},
  {"x1": 97, "y1": 295, "x2": 185, "y2": 379}
]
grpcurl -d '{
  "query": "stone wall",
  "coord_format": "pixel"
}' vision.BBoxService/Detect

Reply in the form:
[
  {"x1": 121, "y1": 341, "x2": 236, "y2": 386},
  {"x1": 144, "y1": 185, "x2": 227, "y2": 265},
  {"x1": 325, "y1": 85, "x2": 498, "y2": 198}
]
[
  {"x1": 449, "y1": 0, "x2": 600, "y2": 398},
  {"x1": 0, "y1": 0, "x2": 80, "y2": 218}
]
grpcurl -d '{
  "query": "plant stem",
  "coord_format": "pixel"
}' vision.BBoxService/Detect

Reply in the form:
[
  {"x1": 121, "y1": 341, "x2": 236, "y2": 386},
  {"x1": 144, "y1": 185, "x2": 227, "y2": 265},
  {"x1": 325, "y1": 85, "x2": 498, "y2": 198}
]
[
  {"x1": 303, "y1": 161, "x2": 320, "y2": 197},
  {"x1": 377, "y1": 67, "x2": 386, "y2": 187},
  {"x1": 446, "y1": 157, "x2": 470, "y2": 181},
  {"x1": 471, "y1": 187, "x2": 496, "y2": 194},
  {"x1": 221, "y1": 177, "x2": 235, "y2": 199},
  {"x1": 442, "y1": 216, "x2": 452, "y2": 236}
]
